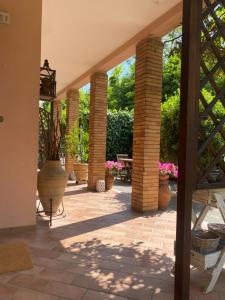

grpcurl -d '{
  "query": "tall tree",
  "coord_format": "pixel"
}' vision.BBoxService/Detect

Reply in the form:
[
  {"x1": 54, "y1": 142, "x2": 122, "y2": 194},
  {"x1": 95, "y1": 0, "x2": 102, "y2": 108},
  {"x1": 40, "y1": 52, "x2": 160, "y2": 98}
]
[{"x1": 107, "y1": 59, "x2": 135, "y2": 110}]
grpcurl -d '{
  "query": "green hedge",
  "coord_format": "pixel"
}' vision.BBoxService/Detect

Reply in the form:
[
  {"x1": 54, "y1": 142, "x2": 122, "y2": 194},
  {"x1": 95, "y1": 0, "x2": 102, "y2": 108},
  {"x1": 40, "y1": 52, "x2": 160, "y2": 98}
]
[
  {"x1": 76, "y1": 110, "x2": 134, "y2": 160},
  {"x1": 160, "y1": 93, "x2": 180, "y2": 163},
  {"x1": 106, "y1": 110, "x2": 133, "y2": 160},
  {"x1": 160, "y1": 88, "x2": 225, "y2": 164}
]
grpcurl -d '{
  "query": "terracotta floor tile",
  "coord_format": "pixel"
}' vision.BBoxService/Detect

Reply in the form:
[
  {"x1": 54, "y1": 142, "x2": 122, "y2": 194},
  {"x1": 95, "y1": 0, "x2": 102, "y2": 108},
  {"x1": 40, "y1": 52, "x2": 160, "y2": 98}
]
[
  {"x1": 82, "y1": 289, "x2": 127, "y2": 300},
  {"x1": 44, "y1": 281, "x2": 86, "y2": 299},
  {"x1": 21, "y1": 265, "x2": 44, "y2": 276},
  {"x1": 0, "y1": 284, "x2": 17, "y2": 299},
  {"x1": 190, "y1": 288, "x2": 220, "y2": 300},
  {"x1": 9, "y1": 274, "x2": 36, "y2": 288},
  {"x1": 68, "y1": 264, "x2": 99, "y2": 276},
  {"x1": 1, "y1": 184, "x2": 223, "y2": 299},
  {"x1": 110, "y1": 282, "x2": 153, "y2": 300},
  {"x1": 29, "y1": 247, "x2": 61, "y2": 259},
  {"x1": 152, "y1": 291, "x2": 174, "y2": 299},
  {"x1": 11, "y1": 288, "x2": 59, "y2": 300},
  {"x1": 28, "y1": 278, "x2": 49, "y2": 293},
  {"x1": 32, "y1": 256, "x2": 71, "y2": 271},
  {"x1": 0, "y1": 273, "x2": 19, "y2": 284},
  {"x1": 218, "y1": 292, "x2": 225, "y2": 300},
  {"x1": 38, "y1": 268, "x2": 76, "y2": 284},
  {"x1": 72, "y1": 273, "x2": 111, "y2": 293}
]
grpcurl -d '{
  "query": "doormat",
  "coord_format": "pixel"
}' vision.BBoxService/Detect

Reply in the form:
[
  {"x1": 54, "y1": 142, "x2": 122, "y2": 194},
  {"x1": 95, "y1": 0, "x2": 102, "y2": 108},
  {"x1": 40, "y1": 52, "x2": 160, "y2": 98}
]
[{"x1": 0, "y1": 241, "x2": 33, "y2": 274}]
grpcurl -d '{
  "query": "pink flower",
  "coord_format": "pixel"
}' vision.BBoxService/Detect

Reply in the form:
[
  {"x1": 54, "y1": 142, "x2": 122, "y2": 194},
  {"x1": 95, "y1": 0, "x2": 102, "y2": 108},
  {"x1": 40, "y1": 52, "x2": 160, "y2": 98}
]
[
  {"x1": 159, "y1": 162, "x2": 178, "y2": 177},
  {"x1": 105, "y1": 161, "x2": 114, "y2": 169},
  {"x1": 114, "y1": 162, "x2": 123, "y2": 171},
  {"x1": 105, "y1": 160, "x2": 123, "y2": 173},
  {"x1": 174, "y1": 169, "x2": 178, "y2": 178}
]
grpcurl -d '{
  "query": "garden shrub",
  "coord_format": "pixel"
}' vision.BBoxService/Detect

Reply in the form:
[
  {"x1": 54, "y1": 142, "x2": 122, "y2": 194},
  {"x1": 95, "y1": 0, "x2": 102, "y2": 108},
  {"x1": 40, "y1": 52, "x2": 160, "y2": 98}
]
[
  {"x1": 160, "y1": 88, "x2": 225, "y2": 164},
  {"x1": 72, "y1": 110, "x2": 134, "y2": 161},
  {"x1": 106, "y1": 110, "x2": 134, "y2": 160},
  {"x1": 160, "y1": 92, "x2": 180, "y2": 163}
]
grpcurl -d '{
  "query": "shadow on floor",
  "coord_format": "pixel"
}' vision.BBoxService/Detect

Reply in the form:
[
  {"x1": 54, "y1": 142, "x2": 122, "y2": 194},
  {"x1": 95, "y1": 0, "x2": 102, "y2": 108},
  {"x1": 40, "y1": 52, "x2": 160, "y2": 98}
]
[
  {"x1": 56, "y1": 237, "x2": 175, "y2": 299},
  {"x1": 64, "y1": 186, "x2": 88, "y2": 196}
]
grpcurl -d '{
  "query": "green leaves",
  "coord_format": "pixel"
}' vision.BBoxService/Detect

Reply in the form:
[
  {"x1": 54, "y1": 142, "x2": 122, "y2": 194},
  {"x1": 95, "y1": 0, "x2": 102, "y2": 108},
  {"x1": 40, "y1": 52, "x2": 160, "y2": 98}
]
[
  {"x1": 162, "y1": 54, "x2": 181, "y2": 102},
  {"x1": 65, "y1": 124, "x2": 89, "y2": 163},
  {"x1": 106, "y1": 110, "x2": 133, "y2": 160},
  {"x1": 160, "y1": 91, "x2": 180, "y2": 163},
  {"x1": 107, "y1": 59, "x2": 135, "y2": 110}
]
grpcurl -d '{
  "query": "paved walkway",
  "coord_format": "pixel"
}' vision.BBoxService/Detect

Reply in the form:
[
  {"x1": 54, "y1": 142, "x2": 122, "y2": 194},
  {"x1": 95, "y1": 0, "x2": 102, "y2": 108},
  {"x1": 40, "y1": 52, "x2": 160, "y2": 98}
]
[
  {"x1": 114, "y1": 180, "x2": 224, "y2": 224},
  {"x1": 0, "y1": 184, "x2": 225, "y2": 299}
]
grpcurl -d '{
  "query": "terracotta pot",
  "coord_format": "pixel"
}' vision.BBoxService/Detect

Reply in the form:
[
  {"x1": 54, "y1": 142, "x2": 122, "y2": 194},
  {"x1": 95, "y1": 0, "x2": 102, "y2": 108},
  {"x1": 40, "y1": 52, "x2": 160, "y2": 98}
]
[
  {"x1": 74, "y1": 163, "x2": 88, "y2": 182},
  {"x1": 158, "y1": 175, "x2": 171, "y2": 210},
  {"x1": 105, "y1": 171, "x2": 114, "y2": 190},
  {"x1": 207, "y1": 168, "x2": 222, "y2": 183},
  {"x1": 37, "y1": 160, "x2": 68, "y2": 215}
]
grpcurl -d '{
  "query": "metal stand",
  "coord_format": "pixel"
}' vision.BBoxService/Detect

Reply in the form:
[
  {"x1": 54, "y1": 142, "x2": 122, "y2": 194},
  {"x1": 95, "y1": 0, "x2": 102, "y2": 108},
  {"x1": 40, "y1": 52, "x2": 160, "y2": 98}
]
[
  {"x1": 36, "y1": 198, "x2": 66, "y2": 227},
  {"x1": 192, "y1": 192, "x2": 225, "y2": 293}
]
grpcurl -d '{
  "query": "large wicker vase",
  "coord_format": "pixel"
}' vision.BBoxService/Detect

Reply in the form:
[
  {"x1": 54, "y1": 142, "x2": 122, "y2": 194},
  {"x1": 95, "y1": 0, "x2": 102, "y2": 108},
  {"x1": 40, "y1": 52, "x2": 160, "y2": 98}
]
[
  {"x1": 158, "y1": 175, "x2": 171, "y2": 210},
  {"x1": 37, "y1": 160, "x2": 68, "y2": 214},
  {"x1": 105, "y1": 171, "x2": 114, "y2": 190},
  {"x1": 73, "y1": 163, "x2": 88, "y2": 182}
]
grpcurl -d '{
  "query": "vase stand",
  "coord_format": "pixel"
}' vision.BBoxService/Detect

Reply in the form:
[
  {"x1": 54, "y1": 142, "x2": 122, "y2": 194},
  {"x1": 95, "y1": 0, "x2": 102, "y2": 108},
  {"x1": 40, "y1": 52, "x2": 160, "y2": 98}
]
[{"x1": 36, "y1": 198, "x2": 66, "y2": 227}]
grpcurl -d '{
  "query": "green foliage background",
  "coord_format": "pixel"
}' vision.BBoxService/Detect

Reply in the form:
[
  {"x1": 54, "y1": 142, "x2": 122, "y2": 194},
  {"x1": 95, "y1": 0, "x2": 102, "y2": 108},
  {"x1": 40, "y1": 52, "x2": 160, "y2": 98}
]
[
  {"x1": 66, "y1": 109, "x2": 134, "y2": 161},
  {"x1": 106, "y1": 110, "x2": 133, "y2": 160}
]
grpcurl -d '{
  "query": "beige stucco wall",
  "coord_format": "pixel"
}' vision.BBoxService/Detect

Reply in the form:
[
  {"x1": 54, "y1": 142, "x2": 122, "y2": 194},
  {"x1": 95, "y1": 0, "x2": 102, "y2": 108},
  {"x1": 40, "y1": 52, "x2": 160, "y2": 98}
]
[{"x1": 0, "y1": 0, "x2": 42, "y2": 229}]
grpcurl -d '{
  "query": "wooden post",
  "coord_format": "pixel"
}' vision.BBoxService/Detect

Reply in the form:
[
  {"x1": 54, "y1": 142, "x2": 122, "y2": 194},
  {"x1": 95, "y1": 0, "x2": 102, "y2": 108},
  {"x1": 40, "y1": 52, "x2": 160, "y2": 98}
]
[{"x1": 174, "y1": 1, "x2": 201, "y2": 299}]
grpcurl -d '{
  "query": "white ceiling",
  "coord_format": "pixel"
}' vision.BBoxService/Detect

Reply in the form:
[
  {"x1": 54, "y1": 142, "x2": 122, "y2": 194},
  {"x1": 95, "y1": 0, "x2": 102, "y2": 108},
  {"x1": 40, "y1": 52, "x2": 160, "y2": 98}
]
[{"x1": 41, "y1": 0, "x2": 182, "y2": 97}]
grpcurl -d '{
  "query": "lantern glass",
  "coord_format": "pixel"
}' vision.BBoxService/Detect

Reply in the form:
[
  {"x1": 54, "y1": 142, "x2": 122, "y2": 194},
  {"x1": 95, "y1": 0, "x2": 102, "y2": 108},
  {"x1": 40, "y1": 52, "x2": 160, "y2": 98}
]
[{"x1": 40, "y1": 59, "x2": 56, "y2": 102}]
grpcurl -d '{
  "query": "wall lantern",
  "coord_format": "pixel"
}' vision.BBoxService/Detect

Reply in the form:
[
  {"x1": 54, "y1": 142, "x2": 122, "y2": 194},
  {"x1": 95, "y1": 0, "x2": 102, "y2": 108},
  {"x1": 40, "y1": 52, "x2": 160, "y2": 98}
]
[{"x1": 40, "y1": 59, "x2": 56, "y2": 101}]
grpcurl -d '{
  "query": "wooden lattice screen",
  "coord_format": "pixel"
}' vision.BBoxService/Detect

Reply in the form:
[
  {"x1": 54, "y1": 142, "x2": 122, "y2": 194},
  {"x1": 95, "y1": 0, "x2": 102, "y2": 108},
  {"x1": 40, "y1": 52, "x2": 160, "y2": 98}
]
[
  {"x1": 197, "y1": 0, "x2": 225, "y2": 189},
  {"x1": 38, "y1": 107, "x2": 51, "y2": 163},
  {"x1": 38, "y1": 105, "x2": 63, "y2": 166},
  {"x1": 175, "y1": 1, "x2": 225, "y2": 299}
]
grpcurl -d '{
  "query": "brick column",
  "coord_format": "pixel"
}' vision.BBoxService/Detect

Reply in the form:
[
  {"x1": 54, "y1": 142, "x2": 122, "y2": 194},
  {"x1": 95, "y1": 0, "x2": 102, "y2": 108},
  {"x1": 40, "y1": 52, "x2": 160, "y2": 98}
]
[
  {"x1": 88, "y1": 72, "x2": 108, "y2": 190},
  {"x1": 132, "y1": 37, "x2": 163, "y2": 212},
  {"x1": 65, "y1": 89, "x2": 79, "y2": 173}
]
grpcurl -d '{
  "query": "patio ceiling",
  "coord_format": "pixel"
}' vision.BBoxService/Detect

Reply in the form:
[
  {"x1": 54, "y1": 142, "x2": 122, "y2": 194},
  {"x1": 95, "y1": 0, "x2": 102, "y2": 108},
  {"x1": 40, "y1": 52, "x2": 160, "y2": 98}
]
[{"x1": 41, "y1": 0, "x2": 182, "y2": 98}]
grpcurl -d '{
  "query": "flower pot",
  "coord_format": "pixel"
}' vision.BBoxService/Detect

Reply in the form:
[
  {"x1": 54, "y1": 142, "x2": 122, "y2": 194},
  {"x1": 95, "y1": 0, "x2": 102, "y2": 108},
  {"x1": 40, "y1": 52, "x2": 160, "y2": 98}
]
[
  {"x1": 37, "y1": 160, "x2": 68, "y2": 215},
  {"x1": 105, "y1": 171, "x2": 114, "y2": 190},
  {"x1": 158, "y1": 175, "x2": 171, "y2": 210},
  {"x1": 74, "y1": 163, "x2": 88, "y2": 183},
  {"x1": 207, "y1": 168, "x2": 222, "y2": 183}
]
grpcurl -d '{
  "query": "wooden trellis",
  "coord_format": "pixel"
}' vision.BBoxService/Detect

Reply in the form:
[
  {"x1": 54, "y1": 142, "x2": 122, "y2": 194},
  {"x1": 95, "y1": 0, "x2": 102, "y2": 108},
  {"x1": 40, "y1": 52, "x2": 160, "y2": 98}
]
[
  {"x1": 175, "y1": 1, "x2": 225, "y2": 299},
  {"x1": 39, "y1": 107, "x2": 51, "y2": 163},
  {"x1": 38, "y1": 105, "x2": 62, "y2": 163},
  {"x1": 197, "y1": 0, "x2": 225, "y2": 189}
]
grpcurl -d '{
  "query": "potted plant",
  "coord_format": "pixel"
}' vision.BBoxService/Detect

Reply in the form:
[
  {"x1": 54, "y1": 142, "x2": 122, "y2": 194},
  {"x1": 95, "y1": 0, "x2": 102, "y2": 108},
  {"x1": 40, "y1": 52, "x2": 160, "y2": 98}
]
[
  {"x1": 37, "y1": 109, "x2": 68, "y2": 215},
  {"x1": 66, "y1": 124, "x2": 89, "y2": 183},
  {"x1": 105, "y1": 161, "x2": 123, "y2": 190},
  {"x1": 158, "y1": 162, "x2": 178, "y2": 209}
]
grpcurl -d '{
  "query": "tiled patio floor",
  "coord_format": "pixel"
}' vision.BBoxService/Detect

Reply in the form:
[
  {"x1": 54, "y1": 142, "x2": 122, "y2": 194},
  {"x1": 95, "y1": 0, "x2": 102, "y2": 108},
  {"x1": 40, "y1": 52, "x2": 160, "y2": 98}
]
[{"x1": 0, "y1": 184, "x2": 225, "y2": 300}]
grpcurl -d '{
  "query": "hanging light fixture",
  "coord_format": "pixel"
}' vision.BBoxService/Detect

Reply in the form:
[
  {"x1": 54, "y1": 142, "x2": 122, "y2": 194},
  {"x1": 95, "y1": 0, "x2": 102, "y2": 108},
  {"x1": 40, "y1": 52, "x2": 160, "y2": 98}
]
[{"x1": 40, "y1": 59, "x2": 56, "y2": 101}]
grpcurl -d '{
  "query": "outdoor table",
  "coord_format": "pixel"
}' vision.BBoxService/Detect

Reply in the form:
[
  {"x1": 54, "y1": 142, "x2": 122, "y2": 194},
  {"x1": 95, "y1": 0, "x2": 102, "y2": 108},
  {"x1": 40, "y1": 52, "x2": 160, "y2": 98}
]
[
  {"x1": 120, "y1": 158, "x2": 133, "y2": 163},
  {"x1": 191, "y1": 190, "x2": 225, "y2": 293},
  {"x1": 119, "y1": 158, "x2": 133, "y2": 180}
]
